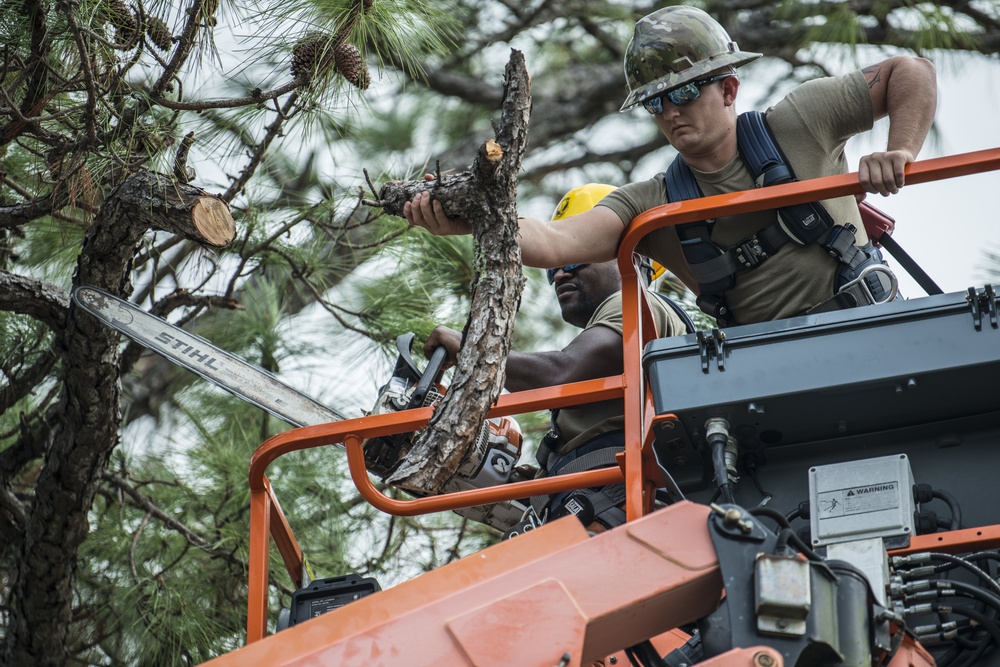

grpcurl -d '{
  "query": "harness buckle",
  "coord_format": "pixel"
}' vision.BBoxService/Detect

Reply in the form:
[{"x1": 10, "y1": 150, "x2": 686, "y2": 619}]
[
  {"x1": 734, "y1": 236, "x2": 768, "y2": 269},
  {"x1": 838, "y1": 263, "x2": 899, "y2": 306}
]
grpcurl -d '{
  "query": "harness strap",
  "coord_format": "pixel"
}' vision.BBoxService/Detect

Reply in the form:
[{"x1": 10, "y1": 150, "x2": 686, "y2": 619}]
[
  {"x1": 529, "y1": 445, "x2": 624, "y2": 516},
  {"x1": 737, "y1": 110, "x2": 793, "y2": 187},
  {"x1": 667, "y1": 156, "x2": 704, "y2": 202},
  {"x1": 534, "y1": 483, "x2": 627, "y2": 530},
  {"x1": 667, "y1": 110, "x2": 893, "y2": 324},
  {"x1": 529, "y1": 430, "x2": 630, "y2": 530},
  {"x1": 548, "y1": 445, "x2": 623, "y2": 477}
]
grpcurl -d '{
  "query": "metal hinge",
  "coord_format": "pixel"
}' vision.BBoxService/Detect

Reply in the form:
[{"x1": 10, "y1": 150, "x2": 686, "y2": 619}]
[
  {"x1": 696, "y1": 327, "x2": 727, "y2": 374},
  {"x1": 967, "y1": 285, "x2": 998, "y2": 331}
]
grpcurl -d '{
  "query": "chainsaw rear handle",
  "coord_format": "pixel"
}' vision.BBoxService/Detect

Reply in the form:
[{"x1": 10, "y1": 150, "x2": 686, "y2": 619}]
[{"x1": 407, "y1": 344, "x2": 447, "y2": 410}]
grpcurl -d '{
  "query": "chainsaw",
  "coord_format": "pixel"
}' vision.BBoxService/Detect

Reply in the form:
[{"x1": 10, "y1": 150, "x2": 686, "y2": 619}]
[
  {"x1": 363, "y1": 333, "x2": 530, "y2": 532},
  {"x1": 73, "y1": 286, "x2": 530, "y2": 532}
]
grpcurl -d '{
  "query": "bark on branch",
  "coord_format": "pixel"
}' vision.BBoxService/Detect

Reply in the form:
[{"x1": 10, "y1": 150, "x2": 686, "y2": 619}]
[
  {"x1": 378, "y1": 50, "x2": 530, "y2": 494},
  {"x1": 108, "y1": 171, "x2": 237, "y2": 247}
]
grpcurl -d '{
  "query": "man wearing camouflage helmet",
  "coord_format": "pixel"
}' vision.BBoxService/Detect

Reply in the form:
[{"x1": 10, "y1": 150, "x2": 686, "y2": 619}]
[{"x1": 405, "y1": 6, "x2": 937, "y2": 326}]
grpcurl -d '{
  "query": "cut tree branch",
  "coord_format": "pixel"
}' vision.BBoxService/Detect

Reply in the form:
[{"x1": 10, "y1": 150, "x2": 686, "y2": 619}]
[{"x1": 377, "y1": 49, "x2": 530, "y2": 493}]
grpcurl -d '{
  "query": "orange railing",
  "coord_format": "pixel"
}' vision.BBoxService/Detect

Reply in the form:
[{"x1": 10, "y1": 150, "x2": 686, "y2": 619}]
[{"x1": 245, "y1": 147, "x2": 1000, "y2": 643}]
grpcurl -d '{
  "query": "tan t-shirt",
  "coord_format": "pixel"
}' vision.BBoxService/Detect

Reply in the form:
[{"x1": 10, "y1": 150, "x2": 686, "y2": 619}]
[
  {"x1": 553, "y1": 290, "x2": 689, "y2": 455},
  {"x1": 599, "y1": 71, "x2": 875, "y2": 324}
]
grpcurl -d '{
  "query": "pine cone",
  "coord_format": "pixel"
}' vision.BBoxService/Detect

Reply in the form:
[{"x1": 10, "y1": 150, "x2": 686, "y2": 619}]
[
  {"x1": 334, "y1": 42, "x2": 369, "y2": 90},
  {"x1": 290, "y1": 33, "x2": 335, "y2": 82},
  {"x1": 198, "y1": 0, "x2": 220, "y2": 26},
  {"x1": 107, "y1": 0, "x2": 140, "y2": 47},
  {"x1": 146, "y1": 17, "x2": 173, "y2": 52}
]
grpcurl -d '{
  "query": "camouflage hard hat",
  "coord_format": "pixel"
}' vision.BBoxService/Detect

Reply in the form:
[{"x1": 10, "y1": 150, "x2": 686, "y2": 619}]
[{"x1": 620, "y1": 6, "x2": 762, "y2": 111}]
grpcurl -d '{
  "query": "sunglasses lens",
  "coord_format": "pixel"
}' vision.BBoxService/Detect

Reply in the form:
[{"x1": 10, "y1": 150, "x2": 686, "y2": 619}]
[
  {"x1": 546, "y1": 264, "x2": 585, "y2": 283},
  {"x1": 642, "y1": 95, "x2": 663, "y2": 115},
  {"x1": 667, "y1": 83, "x2": 700, "y2": 106}
]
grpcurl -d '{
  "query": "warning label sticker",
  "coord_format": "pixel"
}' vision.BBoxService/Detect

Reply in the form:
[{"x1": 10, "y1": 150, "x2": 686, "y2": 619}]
[{"x1": 817, "y1": 481, "x2": 899, "y2": 517}]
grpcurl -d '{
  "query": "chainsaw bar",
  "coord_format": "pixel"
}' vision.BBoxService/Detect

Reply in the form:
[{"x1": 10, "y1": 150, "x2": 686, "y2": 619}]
[{"x1": 72, "y1": 285, "x2": 346, "y2": 429}]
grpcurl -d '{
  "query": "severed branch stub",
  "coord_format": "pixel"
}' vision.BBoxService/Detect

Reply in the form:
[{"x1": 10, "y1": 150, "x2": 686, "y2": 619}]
[{"x1": 378, "y1": 49, "x2": 531, "y2": 494}]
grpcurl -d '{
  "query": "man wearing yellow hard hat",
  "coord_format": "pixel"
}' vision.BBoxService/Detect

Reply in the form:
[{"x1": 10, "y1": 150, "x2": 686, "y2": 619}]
[{"x1": 425, "y1": 184, "x2": 692, "y2": 533}]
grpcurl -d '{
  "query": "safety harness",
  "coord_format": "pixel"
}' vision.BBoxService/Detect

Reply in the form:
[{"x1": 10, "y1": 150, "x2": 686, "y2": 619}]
[
  {"x1": 525, "y1": 428, "x2": 629, "y2": 532},
  {"x1": 669, "y1": 111, "x2": 896, "y2": 326}
]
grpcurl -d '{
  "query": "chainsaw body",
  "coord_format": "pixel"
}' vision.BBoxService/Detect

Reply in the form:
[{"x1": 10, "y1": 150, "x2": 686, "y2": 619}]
[{"x1": 363, "y1": 333, "x2": 527, "y2": 531}]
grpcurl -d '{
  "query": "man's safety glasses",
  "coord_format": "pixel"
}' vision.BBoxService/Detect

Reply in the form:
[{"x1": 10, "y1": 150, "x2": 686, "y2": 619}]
[
  {"x1": 546, "y1": 264, "x2": 587, "y2": 284},
  {"x1": 641, "y1": 74, "x2": 732, "y2": 115}
]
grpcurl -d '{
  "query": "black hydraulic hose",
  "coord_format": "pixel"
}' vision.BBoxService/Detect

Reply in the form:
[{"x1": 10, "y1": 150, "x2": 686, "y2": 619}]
[
  {"x1": 707, "y1": 431, "x2": 735, "y2": 504},
  {"x1": 939, "y1": 606, "x2": 1000, "y2": 646},
  {"x1": 909, "y1": 579, "x2": 1000, "y2": 616},
  {"x1": 936, "y1": 646, "x2": 963, "y2": 667},
  {"x1": 932, "y1": 489, "x2": 963, "y2": 531},
  {"x1": 929, "y1": 553, "x2": 1000, "y2": 597},
  {"x1": 945, "y1": 580, "x2": 1000, "y2": 615},
  {"x1": 930, "y1": 603, "x2": 1000, "y2": 656},
  {"x1": 952, "y1": 635, "x2": 993, "y2": 667},
  {"x1": 965, "y1": 551, "x2": 1000, "y2": 566},
  {"x1": 749, "y1": 505, "x2": 791, "y2": 530},
  {"x1": 775, "y1": 527, "x2": 824, "y2": 562}
]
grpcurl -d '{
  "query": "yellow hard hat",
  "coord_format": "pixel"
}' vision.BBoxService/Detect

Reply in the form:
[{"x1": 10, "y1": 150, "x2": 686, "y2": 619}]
[
  {"x1": 550, "y1": 183, "x2": 665, "y2": 279},
  {"x1": 550, "y1": 183, "x2": 617, "y2": 221}
]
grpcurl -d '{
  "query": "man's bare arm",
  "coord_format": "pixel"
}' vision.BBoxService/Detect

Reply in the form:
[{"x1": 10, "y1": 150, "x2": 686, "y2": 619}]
[
  {"x1": 404, "y1": 191, "x2": 626, "y2": 268},
  {"x1": 503, "y1": 325, "x2": 624, "y2": 393},
  {"x1": 427, "y1": 324, "x2": 624, "y2": 392},
  {"x1": 859, "y1": 56, "x2": 937, "y2": 196}
]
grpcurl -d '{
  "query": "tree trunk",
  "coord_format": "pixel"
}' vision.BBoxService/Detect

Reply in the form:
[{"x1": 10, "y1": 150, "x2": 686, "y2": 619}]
[
  {"x1": 379, "y1": 50, "x2": 530, "y2": 494},
  {"x1": 2, "y1": 170, "x2": 235, "y2": 666}
]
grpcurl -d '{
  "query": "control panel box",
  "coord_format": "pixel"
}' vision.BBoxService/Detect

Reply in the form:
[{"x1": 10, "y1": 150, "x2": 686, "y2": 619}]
[{"x1": 808, "y1": 454, "x2": 915, "y2": 549}]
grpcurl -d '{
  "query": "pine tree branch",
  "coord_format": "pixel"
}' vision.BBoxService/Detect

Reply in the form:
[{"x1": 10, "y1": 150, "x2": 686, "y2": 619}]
[
  {"x1": 59, "y1": 1, "x2": 100, "y2": 144},
  {"x1": 0, "y1": 271, "x2": 69, "y2": 330},
  {"x1": 0, "y1": 0, "x2": 50, "y2": 147},
  {"x1": 150, "y1": 0, "x2": 210, "y2": 99},
  {"x1": 2, "y1": 169, "x2": 237, "y2": 666},
  {"x1": 0, "y1": 188, "x2": 72, "y2": 228},
  {"x1": 148, "y1": 80, "x2": 302, "y2": 111},
  {"x1": 101, "y1": 472, "x2": 213, "y2": 550},
  {"x1": 382, "y1": 49, "x2": 529, "y2": 493},
  {"x1": 1, "y1": 342, "x2": 60, "y2": 416},
  {"x1": 222, "y1": 94, "x2": 299, "y2": 203}
]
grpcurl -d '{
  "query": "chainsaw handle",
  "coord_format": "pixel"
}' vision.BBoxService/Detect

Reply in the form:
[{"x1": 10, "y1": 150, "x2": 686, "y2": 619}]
[{"x1": 407, "y1": 344, "x2": 447, "y2": 410}]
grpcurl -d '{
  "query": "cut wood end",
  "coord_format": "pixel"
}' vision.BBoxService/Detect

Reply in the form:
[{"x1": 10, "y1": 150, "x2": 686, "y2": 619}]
[
  {"x1": 484, "y1": 139, "x2": 503, "y2": 162},
  {"x1": 191, "y1": 197, "x2": 236, "y2": 247}
]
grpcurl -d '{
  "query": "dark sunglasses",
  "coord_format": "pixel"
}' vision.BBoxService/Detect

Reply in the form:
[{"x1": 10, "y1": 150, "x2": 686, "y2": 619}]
[
  {"x1": 546, "y1": 264, "x2": 587, "y2": 284},
  {"x1": 641, "y1": 74, "x2": 732, "y2": 115}
]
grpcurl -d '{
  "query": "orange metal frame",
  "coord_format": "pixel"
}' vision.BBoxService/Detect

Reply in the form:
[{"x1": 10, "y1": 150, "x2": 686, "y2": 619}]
[{"x1": 242, "y1": 147, "x2": 1000, "y2": 647}]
